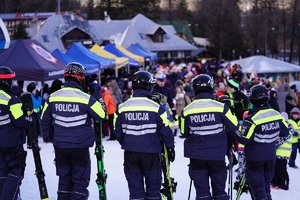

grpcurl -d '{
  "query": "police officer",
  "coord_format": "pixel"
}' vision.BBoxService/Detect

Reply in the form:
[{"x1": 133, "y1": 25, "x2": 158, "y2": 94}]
[
  {"x1": 114, "y1": 71, "x2": 175, "y2": 200},
  {"x1": 233, "y1": 85, "x2": 290, "y2": 200},
  {"x1": 180, "y1": 74, "x2": 238, "y2": 200},
  {"x1": 0, "y1": 66, "x2": 31, "y2": 200},
  {"x1": 40, "y1": 62, "x2": 106, "y2": 200}
]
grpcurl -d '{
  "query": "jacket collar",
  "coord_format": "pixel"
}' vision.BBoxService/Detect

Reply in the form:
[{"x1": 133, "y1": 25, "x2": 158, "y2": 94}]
[
  {"x1": 250, "y1": 104, "x2": 270, "y2": 112},
  {"x1": 63, "y1": 81, "x2": 82, "y2": 90},
  {"x1": 133, "y1": 89, "x2": 151, "y2": 97},
  {"x1": 195, "y1": 92, "x2": 214, "y2": 99}
]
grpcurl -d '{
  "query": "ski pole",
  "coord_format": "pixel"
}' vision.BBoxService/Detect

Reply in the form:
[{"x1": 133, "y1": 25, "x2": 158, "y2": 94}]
[
  {"x1": 228, "y1": 148, "x2": 233, "y2": 200},
  {"x1": 188, "y1": 179, "x2": 193, "y2": 200}
]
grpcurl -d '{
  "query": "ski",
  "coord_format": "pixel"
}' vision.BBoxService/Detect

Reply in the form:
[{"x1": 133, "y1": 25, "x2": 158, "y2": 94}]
[
  {"x1": 235, "y1": 173, "x2": 248, "y2": 200},
  {"x1": 149, "y1": 93, "x2": 177, "y2": 199},
  {"x1": 21, "y1": 92, "x2": 49, "y2": 200},
  {"x1": 160, "y1": 141, "x2": 177, "y2": 200},
  {"x1": 94, "y1": 120, "x2": 107, "y2": 200}
]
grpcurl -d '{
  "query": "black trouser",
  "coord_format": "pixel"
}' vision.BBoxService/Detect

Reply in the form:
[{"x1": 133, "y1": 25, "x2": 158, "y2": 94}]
[
  {"x1": 246, "y1": 160, "x2": 275, "y2": 200},
  {"x1": 0, "y1": 146, "x2": 26, "y2": 200},
  {"x1": 108, "y1": 114, "x2": 116, "y2": 140},
  {"x1": 189, "y1": 159, "x2": 229, "y2": 200},
  {"x1": 55, "y1": 147, "x2": 90, "y2": 200},
  {"x1": 124, "y1": 151, "x2": 162, "y2": 200},
  {"x1": 271, "y1": 158, "x2": 289, "y2": 190}
]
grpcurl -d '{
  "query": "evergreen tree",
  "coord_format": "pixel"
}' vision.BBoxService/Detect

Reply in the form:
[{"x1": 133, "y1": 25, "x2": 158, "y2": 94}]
[
  {"x1": 61, "y1": 0, "x2": 81, "y2": 12},
  {"x1": 13, "y1": 22, "x2": 30, "y2": 39},
  {"x1": 120, "y1": 0, "x2": 161, "y2": 20},
  {"x1": 173, "y1": 0, "x2": 191, "y2": 21},
  {"x1": 194, "y1": 0, "x2": 244, "y2": 60},
  {"x1": 87, "y1": 0, "x2": 96, "y2": 19}
]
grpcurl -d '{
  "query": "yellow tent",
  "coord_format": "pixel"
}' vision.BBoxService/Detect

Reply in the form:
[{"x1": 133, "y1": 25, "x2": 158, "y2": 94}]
[
  {"x1": 115, "y1": 44, "x2": 144, "y2": 63},
  {"x1": 90, "y1": 44, "x2": 129, "y2": 69}
]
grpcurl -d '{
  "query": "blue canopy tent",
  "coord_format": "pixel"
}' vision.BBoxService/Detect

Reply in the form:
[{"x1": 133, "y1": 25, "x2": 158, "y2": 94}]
[
  {"x1": 52, "y1": 48, "x2": 99, "y2": 75},
  {"x1": 66, "y1": 43, "x2": 115, "y2": 71},
  {"x1": 133, "y1": 43, "x2": 157, "y2": 60},
  {"x1": 127, "y1": 44, "x2": 152, "y2": 61},
  {"x1": 0, "y1": 39, "x2": 65, "y2": 82},
  {"x1": 104, "y1": 43, "x2": 141, "y2": 67}
]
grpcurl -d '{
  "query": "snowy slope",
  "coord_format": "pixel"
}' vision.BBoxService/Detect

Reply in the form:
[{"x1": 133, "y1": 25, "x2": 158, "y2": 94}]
[{"x1": 21, "y1": 136, "x2": 300, "y2": 200}]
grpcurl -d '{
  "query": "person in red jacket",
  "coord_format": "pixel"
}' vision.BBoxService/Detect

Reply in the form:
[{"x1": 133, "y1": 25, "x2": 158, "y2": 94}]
[{"x1": 102, "y1": 86, "x2": 117, "y2": 140}]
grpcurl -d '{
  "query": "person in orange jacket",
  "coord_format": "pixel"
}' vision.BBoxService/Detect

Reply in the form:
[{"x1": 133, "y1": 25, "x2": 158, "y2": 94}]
[{"x1": 102, "y1": 86, "x2": 117, "y2": 140}]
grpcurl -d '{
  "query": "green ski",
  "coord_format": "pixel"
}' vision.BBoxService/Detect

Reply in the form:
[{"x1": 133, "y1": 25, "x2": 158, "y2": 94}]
[
  {"x1": 94, "y1": 120, "x2": 107, "y2": 200},
  {"x1": 160, "y1": 142, "x2": 177, "y2": 200},
  {"x1": 235, "y1": 173, "x2": 249, "y2": 200}
]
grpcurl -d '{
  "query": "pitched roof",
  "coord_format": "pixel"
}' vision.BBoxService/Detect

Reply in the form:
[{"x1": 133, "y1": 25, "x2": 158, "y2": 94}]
[
  {"x1": 89, "y1": 19, "x2": 130, "y2": 42},
  {"x1": 120, "y1": 14, "x2": 196, "y2": 51},
  {"x1": 33, "y1": 13, "x2": 197, "y2": 52},
  {"x1": 159, "y1": 21, "x2": 195, "y2": 43}
]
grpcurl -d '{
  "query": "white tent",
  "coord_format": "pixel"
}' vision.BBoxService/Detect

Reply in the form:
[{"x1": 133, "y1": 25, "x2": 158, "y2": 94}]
[{"x1": 223, "y1": 55, "x2": 300, "y2": 73}]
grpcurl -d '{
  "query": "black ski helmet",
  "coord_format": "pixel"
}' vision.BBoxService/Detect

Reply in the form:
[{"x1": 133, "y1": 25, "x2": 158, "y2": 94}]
[
  {"x1": 0, "y1": 66, "x2": 16, "y2": 88},
  {"x1": 191, "y1": 74, "x2": 214, "y2": 95},
  {"x1": 249, "y1": 85, "x2": 269, "y2": 105},
  {"x1": 64, "y1": 62, "x2": 86, "y2": 82},
  {"x1": 131, "y1": 71, "x2": 156, "y2": 92}
]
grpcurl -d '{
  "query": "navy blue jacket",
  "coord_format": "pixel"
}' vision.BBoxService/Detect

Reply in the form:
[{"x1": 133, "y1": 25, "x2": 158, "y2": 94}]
[
  {"x1": 180, "y1": 92, "x2": 238, "y2": 160},
  {"x1": 0, "y1": 90, "x2": 28, "y2": 147},
  {"x1": 152, "y1": 84, "x2": 174, "y2": 109},
  {"x1": 114, "y1": 89, "x2": 174, "y2": 153},
  {"x1": 233, "y1": 104, "x2": 290, "y2": 161},
  {"x1": 41, "y1": 81, "x2": 106, "y2": 148}
]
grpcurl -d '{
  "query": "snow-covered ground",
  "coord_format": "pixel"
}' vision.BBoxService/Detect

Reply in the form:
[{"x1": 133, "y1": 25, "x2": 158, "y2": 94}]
[{"x1": 21, "y1": 135, "x2": 300, "y2": 200}]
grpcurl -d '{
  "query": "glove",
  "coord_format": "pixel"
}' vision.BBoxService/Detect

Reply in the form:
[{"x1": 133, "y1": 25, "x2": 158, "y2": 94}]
[
  {"x1": 167, "y1": 148, "x2": 175, "y2": 162},
  {"x1": 24, "y1": 116, "x2": 33, "y2": 126},
  {"x1": 25, "y1": 116, "x2": 32, "y2": 122}
]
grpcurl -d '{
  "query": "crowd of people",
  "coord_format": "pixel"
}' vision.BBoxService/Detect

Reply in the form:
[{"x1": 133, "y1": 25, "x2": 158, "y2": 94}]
[{"x1": 0, "y1": 59, "x2": 299, "y2": 200}]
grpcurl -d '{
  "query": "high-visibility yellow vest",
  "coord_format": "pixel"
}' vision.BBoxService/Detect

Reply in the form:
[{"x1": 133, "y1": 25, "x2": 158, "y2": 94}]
[
  {"x1": 288, "y1": 119, "x2": 299, "y2": 144},
  {"x1": 276, "y1": 132, "x2": 293, "y2": 157}
]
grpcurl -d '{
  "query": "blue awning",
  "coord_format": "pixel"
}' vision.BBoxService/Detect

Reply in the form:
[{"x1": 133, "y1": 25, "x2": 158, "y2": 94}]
[
  {"x1": 52, "y1": 48, "x2": 99, "y2": 75},
  {"x1": 133, "y1": 43, "x2": 157, "y2": 60},
  {"x1": 66, "y1": 43, "x2": 115, "y2": 71}
]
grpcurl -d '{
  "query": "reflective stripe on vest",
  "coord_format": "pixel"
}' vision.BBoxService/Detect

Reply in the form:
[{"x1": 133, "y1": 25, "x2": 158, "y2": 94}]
[
  {"x1": 0, "y1": 90, "x2": 23, "y2": 120},
  {"x1": 277, "y1": 133, "x2": 293, "y2": 157},
  {"x1": 228, "y1": 92, "x2": 234, "y2": 107},
  {"x1": 251, "y1": 109, "x2": 283, "y2": 143}
]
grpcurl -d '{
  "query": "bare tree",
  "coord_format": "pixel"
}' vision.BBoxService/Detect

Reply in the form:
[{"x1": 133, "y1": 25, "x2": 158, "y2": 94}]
[
  {"x1": 192, "y1": 0, "x2": 244, "y2": 60},
  {"x1": 0, "y1": 0, "x2": 16, "y2": 13}
]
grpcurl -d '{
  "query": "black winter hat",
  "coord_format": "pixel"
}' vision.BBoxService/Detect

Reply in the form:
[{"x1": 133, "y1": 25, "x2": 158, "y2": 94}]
[{"x1": 27, "y1": 82, "x2": 36, "y2": 93}]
